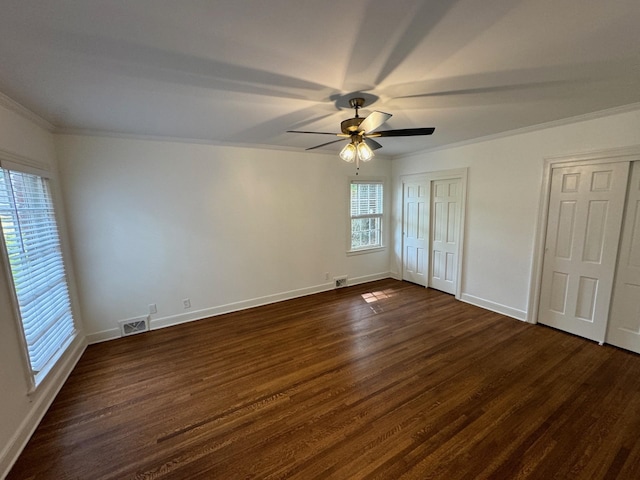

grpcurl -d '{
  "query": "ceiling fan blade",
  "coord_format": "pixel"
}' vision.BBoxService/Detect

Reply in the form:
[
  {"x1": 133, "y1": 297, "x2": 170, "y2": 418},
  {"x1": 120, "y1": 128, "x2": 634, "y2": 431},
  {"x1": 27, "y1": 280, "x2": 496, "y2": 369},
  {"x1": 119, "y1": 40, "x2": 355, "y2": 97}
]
[
  {"x1": 358, "y1": 111, "x2": 392, "y2": 134},
  {"x1": 287, "y1": 130, "x2": 341, "y2": 135},
  {"x1": 306, "y1": 138, "x2": 347, "y2": 151},
  {"x1": 371, "y1": 127, "x2": 435, "y2": 137},
  {"x1": 363, "y1": 138, "x2": 383, "y2": 150}
]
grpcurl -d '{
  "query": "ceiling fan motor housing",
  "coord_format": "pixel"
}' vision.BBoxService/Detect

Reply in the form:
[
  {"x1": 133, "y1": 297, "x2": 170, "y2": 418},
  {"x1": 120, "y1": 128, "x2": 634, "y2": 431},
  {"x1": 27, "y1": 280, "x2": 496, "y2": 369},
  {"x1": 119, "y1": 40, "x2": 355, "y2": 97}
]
[{"x1": 341, "y1": 117, "x2": 364, "y2": 134}]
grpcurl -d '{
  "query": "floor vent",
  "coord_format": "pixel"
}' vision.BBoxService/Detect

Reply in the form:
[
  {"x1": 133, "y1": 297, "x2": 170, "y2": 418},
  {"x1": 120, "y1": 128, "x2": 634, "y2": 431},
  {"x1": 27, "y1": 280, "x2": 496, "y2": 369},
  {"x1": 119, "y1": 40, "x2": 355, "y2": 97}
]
[
  {"x1": 335, "y1": 276, "x2": 348, "y2": 288},
  {"x1": 119, "y1": 315, "x2": 150, "y2": 337}
]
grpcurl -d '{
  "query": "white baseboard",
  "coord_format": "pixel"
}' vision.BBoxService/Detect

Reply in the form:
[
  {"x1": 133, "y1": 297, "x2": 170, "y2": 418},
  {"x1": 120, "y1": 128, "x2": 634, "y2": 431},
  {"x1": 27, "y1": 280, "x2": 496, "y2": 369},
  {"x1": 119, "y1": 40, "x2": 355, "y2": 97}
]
[
  {"x1": 89, "y1": 273, "x2": 394, "y2": 342},
  {"x1": 388, "y1": 272, "x2": 402, "y2": 281},
  {"x1": 0, "y1": 335, "x2": 87, "y2": 478},
  {"x1": 151, "y1": 281, "x2": 335, "y2": 331},
  {"x1": 460, "y1": 293, "x2": 528, "y2": 321},
  {"x1": 86, "y1": 327, "x2": 120, "y2": 344},
  {"x1": 347, "y1": 272, "x2": 393, "y2": 286},
  {"x1": 88, "y1": 280, "x2": 527, "y2": 345},
  {"x1": 152, "y1": 273, "x2": 394, "y2": 331}
]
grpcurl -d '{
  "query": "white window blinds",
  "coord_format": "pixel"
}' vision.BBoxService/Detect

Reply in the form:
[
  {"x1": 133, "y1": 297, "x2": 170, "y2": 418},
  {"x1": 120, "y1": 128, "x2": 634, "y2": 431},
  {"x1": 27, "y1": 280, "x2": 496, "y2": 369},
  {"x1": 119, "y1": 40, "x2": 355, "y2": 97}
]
[
  {"x1": 0, "y1": 168, "x2": 76, "y2": 383},
  {"x1": 350, "y1": 181, "x2": 383, "y2": 250}
]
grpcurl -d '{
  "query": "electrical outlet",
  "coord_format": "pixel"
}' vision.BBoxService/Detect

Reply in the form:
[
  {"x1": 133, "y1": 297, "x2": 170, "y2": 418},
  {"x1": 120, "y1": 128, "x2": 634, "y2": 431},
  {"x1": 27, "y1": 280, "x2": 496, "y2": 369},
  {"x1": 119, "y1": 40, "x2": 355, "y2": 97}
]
[
  {"x1": 182, "y1": 298, "x2": 191, "y2": 309},
  {"x1": 324, "y1": 272, "x2": 329, "y2": 281},
  {"x1": 148, "y1": 303, "x2": 157, "y2": 314}
]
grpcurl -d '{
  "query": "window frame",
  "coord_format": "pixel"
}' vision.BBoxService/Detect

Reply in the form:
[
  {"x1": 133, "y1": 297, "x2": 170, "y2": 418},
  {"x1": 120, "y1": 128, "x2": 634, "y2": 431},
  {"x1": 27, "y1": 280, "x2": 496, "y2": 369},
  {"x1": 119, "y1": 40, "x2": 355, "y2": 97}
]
[
  {"x1": 0, "y1": 155, "x2": 78, "y2": 391},
  {"x1": 348, "y1": 178, "x2": 385, "y2": 254}
]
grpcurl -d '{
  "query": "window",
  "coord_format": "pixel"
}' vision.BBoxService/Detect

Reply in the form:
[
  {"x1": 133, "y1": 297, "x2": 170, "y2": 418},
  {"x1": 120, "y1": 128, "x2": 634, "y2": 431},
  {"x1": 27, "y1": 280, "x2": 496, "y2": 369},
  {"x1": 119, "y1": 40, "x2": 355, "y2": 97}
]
[
  {"x1": 350, "y1": 181, "x2": 383, "y2": 251},
  {"x1": 0, "y1": 167, "x2": 76, "y2": 387}
]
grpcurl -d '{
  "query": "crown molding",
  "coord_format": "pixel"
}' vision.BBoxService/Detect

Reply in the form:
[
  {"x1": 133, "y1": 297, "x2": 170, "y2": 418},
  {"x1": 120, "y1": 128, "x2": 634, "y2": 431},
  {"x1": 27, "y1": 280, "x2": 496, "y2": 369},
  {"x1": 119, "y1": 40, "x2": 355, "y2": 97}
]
[
  {"x1": 0, "y1": 91, "x2": 54, "y2": 132},
  {"x1": 0, "y1": 92, "x2": 55, "y2": 133},
  {"x1": 394, "y1": 101, "x2": 640, "y2": 160},
  {"x1": 55, "y1": 127, "x2": 230, "y2": 146},
  {"x1": 54, "y1": 128, "x2": 394, "y2": 160},
  {"x1": 37, "y1": 97, "x2": 640, "y2": 161}
]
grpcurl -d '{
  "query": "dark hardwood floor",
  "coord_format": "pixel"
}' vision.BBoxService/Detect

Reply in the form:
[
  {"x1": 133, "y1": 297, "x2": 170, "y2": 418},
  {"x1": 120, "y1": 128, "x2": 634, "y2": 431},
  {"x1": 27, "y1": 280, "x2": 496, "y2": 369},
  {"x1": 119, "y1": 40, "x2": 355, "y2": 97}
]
[{"x1": 8, "y1": 279, "x2": 640, "y2": 479}]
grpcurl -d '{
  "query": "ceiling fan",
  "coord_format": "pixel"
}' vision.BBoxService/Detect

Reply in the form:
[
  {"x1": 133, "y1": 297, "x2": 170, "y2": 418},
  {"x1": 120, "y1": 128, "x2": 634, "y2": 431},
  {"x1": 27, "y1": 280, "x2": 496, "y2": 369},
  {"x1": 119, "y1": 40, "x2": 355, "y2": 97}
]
[{"x1": 287, "y1": 97, "x2": 435, "y2": 166}]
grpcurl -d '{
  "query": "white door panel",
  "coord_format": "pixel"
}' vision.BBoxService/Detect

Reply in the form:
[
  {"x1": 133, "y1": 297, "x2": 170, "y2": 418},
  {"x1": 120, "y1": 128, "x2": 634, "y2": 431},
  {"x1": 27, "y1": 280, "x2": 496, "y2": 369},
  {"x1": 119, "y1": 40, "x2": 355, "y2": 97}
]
[
  {"x1": 430, "y1": 179, "x2": 460, "y2": 294},
  {"x1": 607, "y1": 162, "x2": 640, "y2": 353},
  {"x1": 402, "y1": 181, "x2": 428, "y2": 285},
  {"x1": 539, "y1": 162, "x2": 629, "y2": 342}
]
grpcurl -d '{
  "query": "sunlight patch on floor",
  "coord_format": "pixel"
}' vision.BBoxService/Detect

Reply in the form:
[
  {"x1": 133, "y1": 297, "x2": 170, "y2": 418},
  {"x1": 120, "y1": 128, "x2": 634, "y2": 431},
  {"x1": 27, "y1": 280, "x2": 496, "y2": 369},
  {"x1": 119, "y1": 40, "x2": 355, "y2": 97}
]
[{"x1": 361, "y1": 289, "x2": 395, "y2": 304}]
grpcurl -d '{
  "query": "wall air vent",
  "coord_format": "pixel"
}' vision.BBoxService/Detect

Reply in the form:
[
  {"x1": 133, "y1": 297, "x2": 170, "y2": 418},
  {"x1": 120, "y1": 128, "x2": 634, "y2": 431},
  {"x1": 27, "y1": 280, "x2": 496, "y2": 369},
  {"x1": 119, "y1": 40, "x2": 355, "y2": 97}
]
[
  {"x1": 335, "y1": 276, "x2": 348, "y2": 288},
  {"x1": 118, "y1": 315, "x2": 150, "y2": 337}
]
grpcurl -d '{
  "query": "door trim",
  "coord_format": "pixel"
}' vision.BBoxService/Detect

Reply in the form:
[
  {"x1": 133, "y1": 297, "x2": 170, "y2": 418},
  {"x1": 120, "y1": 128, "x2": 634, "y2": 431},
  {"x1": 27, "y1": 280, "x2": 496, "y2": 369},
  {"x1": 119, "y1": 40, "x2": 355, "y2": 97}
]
[
  {"x1": 400, "y1": 168, "x2": 468, "y2": 299},
  {"x1": 528, "y1": 145, "x2": 640, "y2": 324}
]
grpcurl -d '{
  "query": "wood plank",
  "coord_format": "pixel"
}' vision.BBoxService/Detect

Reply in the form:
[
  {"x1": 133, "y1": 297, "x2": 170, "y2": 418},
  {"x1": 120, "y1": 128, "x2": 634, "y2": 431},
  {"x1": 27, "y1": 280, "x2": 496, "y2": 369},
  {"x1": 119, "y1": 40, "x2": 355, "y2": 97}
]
[{"x1": 8, "y1": 279, "x2": 640, "y2": 479}]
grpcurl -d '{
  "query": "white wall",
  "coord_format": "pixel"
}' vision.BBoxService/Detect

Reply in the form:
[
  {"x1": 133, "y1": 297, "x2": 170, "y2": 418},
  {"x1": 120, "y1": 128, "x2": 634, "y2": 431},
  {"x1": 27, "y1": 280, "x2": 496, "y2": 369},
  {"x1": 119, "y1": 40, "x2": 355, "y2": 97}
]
[
  {"x1": 392, "y1": 106, "x2": 640, "y2": 320},
  {"x1": 0, "y1": 101, "x2": 86, "y2": 477},
  {"x1": 5, "y1": 98, "x2": 640, "y2": 476},
  {"x1": 0, "y1": 102, "x2": 56, "y2": 165},
  {"x1": 55, "y1": 135, "x2": 392, "y2": 340}
]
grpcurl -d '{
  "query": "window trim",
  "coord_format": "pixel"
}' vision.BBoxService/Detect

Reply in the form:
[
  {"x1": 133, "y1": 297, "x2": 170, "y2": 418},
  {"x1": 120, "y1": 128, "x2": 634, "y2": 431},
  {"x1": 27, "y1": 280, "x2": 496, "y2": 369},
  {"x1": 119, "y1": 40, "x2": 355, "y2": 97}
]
[
  {"x1": 348, "y1": 177, "x2": 386, "y2": 254},
  {"x1": 0, "y1": 153, "x2": 78, "y2": 391}
]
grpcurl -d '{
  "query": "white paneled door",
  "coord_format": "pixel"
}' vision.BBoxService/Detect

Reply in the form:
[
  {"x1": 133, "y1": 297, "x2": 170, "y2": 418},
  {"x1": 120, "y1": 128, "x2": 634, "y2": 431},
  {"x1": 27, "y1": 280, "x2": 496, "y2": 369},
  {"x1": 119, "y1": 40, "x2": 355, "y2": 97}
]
[
  {"x1": 402, "y1": 180, "x2": 428, "y2": 286},
  {"x1": 430, "y1": 179, "x2": 461, "y2": 294},
  {"x1": 607, "y1": 162, "x2": 640, "y2": 353},
  {"x1": 539, "y1": 162, "x2": 629, "y2": 343}
]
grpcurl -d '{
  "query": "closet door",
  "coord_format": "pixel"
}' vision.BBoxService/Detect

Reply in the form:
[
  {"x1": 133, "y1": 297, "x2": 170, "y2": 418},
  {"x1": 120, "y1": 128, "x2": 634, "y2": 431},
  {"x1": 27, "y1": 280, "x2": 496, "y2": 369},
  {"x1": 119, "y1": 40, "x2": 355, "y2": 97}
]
[
  {"x1": 538, "y1": 162, "x2": 629, "y2": 343},
  {"x1": 402, "y1": 179, "x2": 429, "y2": 286},
  {"x1": 607, "y1": 162, "x2": 640, "y2": 353},
  {"x1": 429, "y1": 178, "x2": 461, "y2": 295}
]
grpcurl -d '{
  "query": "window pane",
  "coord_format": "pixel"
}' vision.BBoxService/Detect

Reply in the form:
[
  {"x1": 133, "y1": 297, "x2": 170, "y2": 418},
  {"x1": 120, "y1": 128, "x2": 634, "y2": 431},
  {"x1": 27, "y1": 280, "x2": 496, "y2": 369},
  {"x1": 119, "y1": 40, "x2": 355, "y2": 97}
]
[
  {"x1": 0, "y1": 168, "x2": 76, "y2": 382},
  {"x1": 351, "y1": 182, "x2": 383, "y2": 216},
  {"x1": 350, "y1": 217, "x2": 382, "y2": 249},
  {"x1": 350, "y1": 182, "x2": 383, "y2": 250}
]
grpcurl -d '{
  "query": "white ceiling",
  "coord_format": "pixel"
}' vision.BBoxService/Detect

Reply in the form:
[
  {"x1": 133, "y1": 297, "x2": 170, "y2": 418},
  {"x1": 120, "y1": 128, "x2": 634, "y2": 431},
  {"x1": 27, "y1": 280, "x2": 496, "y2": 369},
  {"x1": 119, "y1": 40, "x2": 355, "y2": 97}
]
[{"x1": 1, "y1": 0, "x2": 639, "y2": 157}]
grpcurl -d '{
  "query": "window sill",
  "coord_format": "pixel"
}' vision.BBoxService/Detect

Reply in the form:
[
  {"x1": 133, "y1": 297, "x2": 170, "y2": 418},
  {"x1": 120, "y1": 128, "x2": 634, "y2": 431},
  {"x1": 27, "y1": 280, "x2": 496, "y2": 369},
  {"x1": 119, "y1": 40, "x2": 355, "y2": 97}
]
[
  {"x1": 28, "y1": 331, "x2": 78, "y2": 394},
  {"x1": 347, "y1": 246, "x2": 386, "y2": 256}
]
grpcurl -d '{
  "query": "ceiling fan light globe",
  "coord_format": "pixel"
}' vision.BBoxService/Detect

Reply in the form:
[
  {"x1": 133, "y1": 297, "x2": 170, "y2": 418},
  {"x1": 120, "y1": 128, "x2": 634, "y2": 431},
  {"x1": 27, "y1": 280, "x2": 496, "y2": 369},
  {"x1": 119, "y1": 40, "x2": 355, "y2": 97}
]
[
  {"x1": 357, "y1": 142, "x2": 374, "y2": 162},
  {"x1": 339, "y1": 143, "x2": 357, "y2": 163}
]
